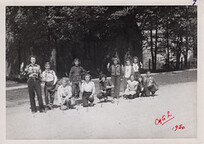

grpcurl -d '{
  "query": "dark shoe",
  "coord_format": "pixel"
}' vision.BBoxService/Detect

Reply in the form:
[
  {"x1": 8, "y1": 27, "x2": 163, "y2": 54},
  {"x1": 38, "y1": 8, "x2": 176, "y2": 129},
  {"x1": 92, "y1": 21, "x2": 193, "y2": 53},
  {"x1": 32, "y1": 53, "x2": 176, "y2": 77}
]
[
  {"x1": 123, "y1": 95, "x2": 127, "y2": 99},
  {"x1": 113, "y1": 96, "x2": 117, "y2": 99},
  {"x1": 151, "y1": 92, "x2": 156, "y2": 95},
  {"x1": 89, "y1": 103, "x2": 94, "y2": 107},
  {"x1": 49, "y1": 105, "x2": 54, "y2": 110},
  {"x1": 31, "y1": 110, "x2": 37, "y2": 114},
  {"x1": 39, "y1": 109, "x2": 46, "y2": 113},
  {"x1": 48, "y1": 104, "x2": 53, "y2": 110},
  {"x1": 130, "y1": 95, "x2": 135, "y2": 99},
  {"x1": 69, "y1": 106, "x2": 76, "y2": 109}
]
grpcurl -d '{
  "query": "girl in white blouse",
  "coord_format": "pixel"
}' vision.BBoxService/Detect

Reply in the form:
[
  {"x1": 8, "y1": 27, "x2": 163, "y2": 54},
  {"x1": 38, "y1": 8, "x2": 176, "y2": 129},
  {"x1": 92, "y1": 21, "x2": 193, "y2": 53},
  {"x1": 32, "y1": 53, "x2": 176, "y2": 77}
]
[
  {"x1": 122, "y1": 58, "x2": 134, "y2": 91},
  {"x1": 41, "y1": 62, "x2": 58, "y2": 110},
  {"x1": 132, "y1": 56, "x2": 143, "y2": 80},
  {"x1": 81, "y1": 74, "x2": 95, "y2": 107},
  {"x1": 124, "y1": 74, "x2": 139, "y2": 99}
]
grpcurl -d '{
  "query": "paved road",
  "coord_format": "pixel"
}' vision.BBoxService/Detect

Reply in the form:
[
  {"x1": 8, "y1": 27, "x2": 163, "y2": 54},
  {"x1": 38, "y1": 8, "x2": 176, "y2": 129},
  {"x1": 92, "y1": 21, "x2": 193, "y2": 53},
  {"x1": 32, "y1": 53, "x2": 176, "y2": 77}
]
[{"x1": 6, "y1": 81, "x2": 196, "y2": 139}]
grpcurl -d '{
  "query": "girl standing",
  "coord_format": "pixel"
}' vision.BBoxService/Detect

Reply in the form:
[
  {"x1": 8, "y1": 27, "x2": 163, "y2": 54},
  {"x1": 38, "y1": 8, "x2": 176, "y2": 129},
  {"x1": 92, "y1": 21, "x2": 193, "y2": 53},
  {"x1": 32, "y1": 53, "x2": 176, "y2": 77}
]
[
  {"x1": 23, "y1": 55, "x2": 45, "y2": 113},
  {"x1": 41, "y1": 62, "x2": 57, "y2": 110},
  {"x1": 132, "y1": 56, "x2": 143, "y2": 80},
  {"x1": 122, "y1": 58, "x2": 134, "y2": 91},
  {"x1": 69, "y1": 58, "x2": 87, "y2": 98},
  {"x1": 107, "y1": 57, "x2": 122, "y2": 99}
]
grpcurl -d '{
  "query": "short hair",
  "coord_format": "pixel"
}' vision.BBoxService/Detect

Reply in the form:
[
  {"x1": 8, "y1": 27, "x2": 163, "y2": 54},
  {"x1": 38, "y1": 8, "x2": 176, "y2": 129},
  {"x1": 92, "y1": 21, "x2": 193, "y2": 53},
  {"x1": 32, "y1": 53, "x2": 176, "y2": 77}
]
[
  {"x1": 44, "y1": 62, "x2": 51, "y2": 67},
  {"x1": 62, "y1": 77, "x2": 70, "y2": 83},
  {"x1": 126, "y1": 58, "x2": 131, "y2": 62},
  {"x1": 133, "y1": 56, "x2": 139, "y2": 61},
  {"x1": 84, "y1": 73, "x2": 91, "y2": 80},
  {"x1": 72, "y1": 58, "x2": 81, "y2": 65},
  {"x1": 29, "y1": 55, "x2": 37, "y2": 61},
  {"x1": 129, "y1": 74, "x2": 135, "y2": 80},
  {"x1": 125, "y1": 58, "x2": 132, "y2": 64},
  {"x1": 99, "y1": 74, "x2": 107, "y2": 80},
  {"x1": 112, "y1": 57, "x2": 120, "y2": 64}
]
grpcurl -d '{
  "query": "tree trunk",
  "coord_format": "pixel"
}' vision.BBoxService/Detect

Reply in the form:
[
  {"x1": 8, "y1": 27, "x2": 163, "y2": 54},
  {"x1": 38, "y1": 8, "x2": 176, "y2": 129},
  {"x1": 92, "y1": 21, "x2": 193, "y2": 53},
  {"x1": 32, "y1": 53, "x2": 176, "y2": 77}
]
[
  {"x1": 154, "y1": 14, "x2": 158, "y2": 71},
  {"x1": 150, "y1": 29, "x2": 155, "y2": 71},
  {"x1": 166, "y1": 20, "x2": 170, "y2": 71},
  {"x1": 176, "y1": 35, "x2": 182, "y2": 70},
  {"x1": 184, "y1": 7, "x2": 189, "y2": 68},
  {"x1": 184, "y1": 33, "x2": 188, "y2": 68},
  {"x1": 193, "y1": 34, "x2": 197, "y2": 58},
  {"x1": 150, "y1": 15, "x2": 155, "y2": 71},
  {"x1": 50, "y1": 39, "x2": 57, "y2": 72},
  {"x1": 18, "y1": 40, "x2": 21, "y2": 73}
]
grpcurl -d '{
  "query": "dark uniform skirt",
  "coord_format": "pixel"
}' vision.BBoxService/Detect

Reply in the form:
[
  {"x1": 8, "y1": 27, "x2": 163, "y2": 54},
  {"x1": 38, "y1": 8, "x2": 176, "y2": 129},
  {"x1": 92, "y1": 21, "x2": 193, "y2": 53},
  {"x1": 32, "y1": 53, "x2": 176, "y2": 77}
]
[{"x1": 82, "y1": 91, "x2": 94, "y2": 107}]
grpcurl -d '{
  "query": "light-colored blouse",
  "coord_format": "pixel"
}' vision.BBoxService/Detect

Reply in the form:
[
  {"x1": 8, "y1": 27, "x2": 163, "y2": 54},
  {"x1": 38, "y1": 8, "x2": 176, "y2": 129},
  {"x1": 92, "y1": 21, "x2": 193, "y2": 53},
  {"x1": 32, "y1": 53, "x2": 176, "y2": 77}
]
[
  {"x1": 57, "y1": 85, "x2": 72, "y2": 104},
  {"x1": 124, "y1": 65, "x2": 132, "y2": 78},
  {"x1": 81, "y1": 81, "x2": 95, "y2": 94},
  {"x1": 41, "y1": 70, "x2": 57, "y2": 83},
  {"x1": 127, "y1": 80, "x2": 139, "y2": 91}
]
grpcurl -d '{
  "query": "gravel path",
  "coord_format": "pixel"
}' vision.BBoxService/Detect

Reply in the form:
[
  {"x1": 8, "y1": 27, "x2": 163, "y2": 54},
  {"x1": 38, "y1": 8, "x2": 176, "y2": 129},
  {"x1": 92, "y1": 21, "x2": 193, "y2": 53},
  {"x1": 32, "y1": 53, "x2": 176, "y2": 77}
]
[{"x1": 6, "y1": 82, "x2": 197, "y2": 139}]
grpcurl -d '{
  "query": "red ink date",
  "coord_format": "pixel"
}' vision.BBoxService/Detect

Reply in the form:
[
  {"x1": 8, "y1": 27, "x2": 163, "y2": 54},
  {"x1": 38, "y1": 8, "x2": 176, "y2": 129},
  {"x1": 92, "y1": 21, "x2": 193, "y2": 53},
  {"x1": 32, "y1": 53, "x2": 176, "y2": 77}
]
[
  {"x1": 155, "y1": 111, "x2": 185, "y2": 132},
  {"x1": 155, "y1": 111, "x2": 175, "y2": 125},
  {"x1": 172, "y1": 124, "x2": 185, "y2": 131}
]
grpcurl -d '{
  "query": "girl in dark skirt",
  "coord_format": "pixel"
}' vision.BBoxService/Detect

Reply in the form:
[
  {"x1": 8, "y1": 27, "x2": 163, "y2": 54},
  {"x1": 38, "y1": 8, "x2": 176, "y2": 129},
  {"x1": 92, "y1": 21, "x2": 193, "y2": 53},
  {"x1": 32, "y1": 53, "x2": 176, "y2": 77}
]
[
  {"x1": 137, "y1": 75, "x2": 146, "y2": 97},
  {"x1": 81, "y1": 74, "x2": 95, "y2": 107}
]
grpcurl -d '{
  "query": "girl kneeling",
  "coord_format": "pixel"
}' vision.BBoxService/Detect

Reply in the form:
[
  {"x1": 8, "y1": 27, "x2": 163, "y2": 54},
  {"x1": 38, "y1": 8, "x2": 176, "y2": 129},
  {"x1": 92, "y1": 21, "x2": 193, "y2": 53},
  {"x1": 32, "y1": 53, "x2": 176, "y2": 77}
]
[
  {"x1": 124, "y1": 74, "x2": 139, "y2": 99},
  {"x1": 81, "y1": 74, "x2": 95, "y2": 107},
  {"x1": 57, "y1": 77, "x2": 74, "y2": 110},
  {"x1": 143, "y1": 71, "x2": 159, "y2": 96}
]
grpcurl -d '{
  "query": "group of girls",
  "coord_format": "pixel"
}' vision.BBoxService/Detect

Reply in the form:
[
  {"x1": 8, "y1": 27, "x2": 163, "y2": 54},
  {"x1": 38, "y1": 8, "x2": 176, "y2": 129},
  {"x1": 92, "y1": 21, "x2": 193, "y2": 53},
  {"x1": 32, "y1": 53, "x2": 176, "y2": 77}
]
[
  {"x1": 105, "y1": 56, "x2": 159, "y2": 100},
  {"x1": 42, "y1": 58, "x2": 96, "y2": 110},
  {"x1": 23, "y1": 55, "x2": 159, "y2": 113}
]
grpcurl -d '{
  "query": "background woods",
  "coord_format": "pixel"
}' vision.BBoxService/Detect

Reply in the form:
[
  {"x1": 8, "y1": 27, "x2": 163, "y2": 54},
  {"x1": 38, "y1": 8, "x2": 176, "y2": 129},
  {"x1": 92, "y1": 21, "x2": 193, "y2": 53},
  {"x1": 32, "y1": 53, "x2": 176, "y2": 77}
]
[{"x1": 6, "y1": 6, "x2": 197, "y2": 79}]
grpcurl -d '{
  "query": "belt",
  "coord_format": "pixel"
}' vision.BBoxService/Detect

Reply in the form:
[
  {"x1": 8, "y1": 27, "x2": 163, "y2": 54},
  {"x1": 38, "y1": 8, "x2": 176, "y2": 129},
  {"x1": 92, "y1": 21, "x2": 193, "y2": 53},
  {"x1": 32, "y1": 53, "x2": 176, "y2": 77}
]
[{"x1": 84, "y1": 91, "x2": 92, "y2": 93}]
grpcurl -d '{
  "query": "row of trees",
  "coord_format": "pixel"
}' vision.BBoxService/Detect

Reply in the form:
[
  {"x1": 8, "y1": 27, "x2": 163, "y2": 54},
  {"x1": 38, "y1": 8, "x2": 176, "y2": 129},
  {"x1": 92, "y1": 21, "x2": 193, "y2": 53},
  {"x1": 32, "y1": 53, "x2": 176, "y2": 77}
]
[
  {"x1": 6, "y1": 6, "x2": 197, "y2": 78},
  {"x1": 138, "y1": 6, "x2": 197, "y2": 71}
]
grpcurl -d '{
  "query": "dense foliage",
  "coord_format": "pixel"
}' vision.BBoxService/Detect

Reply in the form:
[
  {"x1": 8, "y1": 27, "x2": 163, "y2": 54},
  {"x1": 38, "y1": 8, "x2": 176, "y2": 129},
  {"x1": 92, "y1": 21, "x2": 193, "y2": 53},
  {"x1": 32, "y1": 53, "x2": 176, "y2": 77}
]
[{"x1": 6, "y1": 6, "x2": 197, "y2": 78}]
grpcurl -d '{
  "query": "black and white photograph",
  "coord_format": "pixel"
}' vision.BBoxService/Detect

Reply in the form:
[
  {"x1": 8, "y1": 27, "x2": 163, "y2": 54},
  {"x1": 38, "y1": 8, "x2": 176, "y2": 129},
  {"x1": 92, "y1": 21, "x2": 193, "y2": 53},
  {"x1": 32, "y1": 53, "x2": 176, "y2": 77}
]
[{"x1": 3, "y1": 2, "x2": 200, "y2": 141}]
